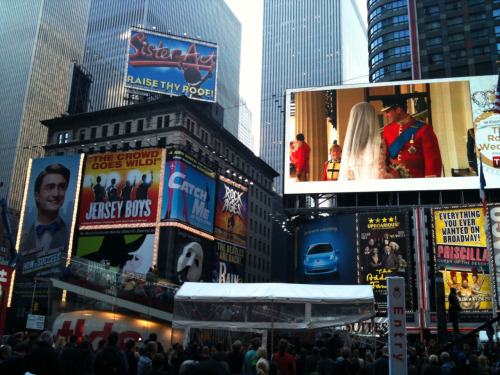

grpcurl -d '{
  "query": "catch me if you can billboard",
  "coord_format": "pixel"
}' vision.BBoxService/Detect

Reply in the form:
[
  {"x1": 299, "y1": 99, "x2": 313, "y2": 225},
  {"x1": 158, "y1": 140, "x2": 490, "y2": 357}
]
[
  {"x1": 284, "y1": 75, "x2": 500, "y2": 195},
  {"x1": 126, "y1": 28, "x2": 218, "y2": 102}
]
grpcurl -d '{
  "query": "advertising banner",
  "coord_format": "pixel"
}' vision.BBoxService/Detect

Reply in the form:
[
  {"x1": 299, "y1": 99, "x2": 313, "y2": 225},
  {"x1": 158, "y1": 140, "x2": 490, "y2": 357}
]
[
  {"x1": 213, "y1": 176, "x2": 248, "y2": 247},
  {"x1": 126, "y1": 28, "x2": 217, "y2": 102},
  {"x1": 357, "y1": 211, "x2": 414, "y2": 312},
  {"x1": 213, "y1": 240, "x2": 245, "y2": 283},
  {"x1": 295, "y1": 215, "x2": 357, "y2": 285},
  {"x1": 0, "y1": 265, "x2": 14, "y2": 337},
  {"x1": 76, "y1": 228, "x2": 155, "y2": 275},
  {"x1": 433, "y1": 207, "x2": 492, "y2": 312},
  {"x1": 490, "y1": 205, "x2": 500, "y2": 309},
  {"x1": 284, "y1": 75, "x2": 500, "y2": 195},
  {"x1": 157, "y1": 226, "x2": 213, "y2": 285},
  {"x1": 161, "y1": 150, "x2": 216, "y2": 234},
  {"x1": 79, "y1": 149, "x2": 163, "y2": 226},
  {"x1": 19, "y1": 155, "x2": 82, "y2": 276}
]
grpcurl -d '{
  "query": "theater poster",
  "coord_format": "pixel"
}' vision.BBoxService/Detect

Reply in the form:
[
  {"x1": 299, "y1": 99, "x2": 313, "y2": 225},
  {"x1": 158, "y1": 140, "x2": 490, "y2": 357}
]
[
  {"x1": 78, "y1": 149, "x2": 163, "y2": 226},
  {"x1": 157, "y1": 226, "x2": 213, "y2": 285},
  {"x1": 161, "y1": 150, "x2": 216, "y2": 234},
  {"x1": 432, "y1": 207, "x2": 492, "y2": 312},
  {"x1": 213, "y1": 240, "x2": 245, "y2": 283},
  {"x1": 76, "y1": 228, "x2": 156, "y2": 275},
  {"x1": 489, "y1": 205, "x2": 500, "y2": 309},
  {"x1": 18, "y1": 155, "x2": 82, "y2": 276},
  {"x1": 357, "y1": 211, "x2": 414, "y2": 313},
  {"x1": 296, "y1": 215, "x2": 357, "y2": 285},
  {"x1": 213, "y1": 176, "x2": 248, "y2": 247}
]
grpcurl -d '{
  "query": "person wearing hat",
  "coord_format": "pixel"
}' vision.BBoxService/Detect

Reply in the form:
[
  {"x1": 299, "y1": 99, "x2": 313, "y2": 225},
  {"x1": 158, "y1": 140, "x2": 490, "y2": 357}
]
[
  {"x1": 381, "y1": 96, "x2": 442, "y2": 178},
  {"x1": 448, "y1": 287, "x2": 462, "y2": 334}
]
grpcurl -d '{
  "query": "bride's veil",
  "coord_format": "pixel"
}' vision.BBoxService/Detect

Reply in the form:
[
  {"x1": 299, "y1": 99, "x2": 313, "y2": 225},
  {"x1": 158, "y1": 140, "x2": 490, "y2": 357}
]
[{"x1": 338, "y1": 102, "x2": 381, "y2": 181}]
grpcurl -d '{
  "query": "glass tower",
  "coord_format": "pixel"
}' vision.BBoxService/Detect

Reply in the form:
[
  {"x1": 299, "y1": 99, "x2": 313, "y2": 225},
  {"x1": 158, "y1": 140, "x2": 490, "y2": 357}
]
[
  {"x1": 260, "y1": 0, "x2": 368, "y2": 193},
  {"x1": 82, "y1": 0, "x2": 241, "y2": 137},
  {"x1": 0, "y1": 0, "x2": 91, "y2": 210}
]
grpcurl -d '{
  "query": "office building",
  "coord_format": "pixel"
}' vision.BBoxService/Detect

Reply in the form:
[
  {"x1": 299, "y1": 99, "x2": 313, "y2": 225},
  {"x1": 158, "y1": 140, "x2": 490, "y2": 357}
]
[
  {"x1": 237, "y1": 97, "x2": 255, "y2": 153},
  {"x1": 0, "y1": 0, "x2": 91, "y2": 210},
  {"x1": 260, "y1": 0, "x2": 368, "y2": 193},
  {"x1": 82, "y1": 0, "x2": 241, "y2": 136},
  {"x1": 368, "y1": 0, "x2": 500, "y2": 82}
]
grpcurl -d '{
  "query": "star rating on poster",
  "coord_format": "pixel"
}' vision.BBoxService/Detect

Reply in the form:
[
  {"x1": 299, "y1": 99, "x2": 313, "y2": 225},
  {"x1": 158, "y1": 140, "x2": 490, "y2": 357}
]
[{"x1": 367, "y1": 216, "x2": 398, "y2": 224}]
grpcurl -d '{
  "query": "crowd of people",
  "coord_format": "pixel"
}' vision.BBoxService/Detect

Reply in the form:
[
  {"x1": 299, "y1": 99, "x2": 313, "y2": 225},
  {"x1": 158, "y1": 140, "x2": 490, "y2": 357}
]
[{"x1": 1, "y1": 329, "x2": 500, "y2": 375}]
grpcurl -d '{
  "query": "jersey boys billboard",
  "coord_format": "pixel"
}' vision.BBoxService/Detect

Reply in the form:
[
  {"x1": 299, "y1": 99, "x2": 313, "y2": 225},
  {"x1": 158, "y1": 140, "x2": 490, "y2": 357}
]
[
  {"x1": 79, "y1": 149, "x2": 163, "y2": 226},
  {"x1": 284, "y1": 75, "x2": 500, "y2": 195},
  {"x1": 126, "y1": 29, "x2": 217, "y2": 102}
]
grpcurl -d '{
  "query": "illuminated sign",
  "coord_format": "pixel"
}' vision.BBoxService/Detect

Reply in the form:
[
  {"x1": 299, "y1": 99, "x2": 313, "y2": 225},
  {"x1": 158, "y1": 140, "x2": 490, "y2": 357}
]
[
  {"x1": 126, "y1": 28, "x2": 217, "y2": 102},
  {"x1": 284, "y1": 75, "x2": 500, "y2": 195}
]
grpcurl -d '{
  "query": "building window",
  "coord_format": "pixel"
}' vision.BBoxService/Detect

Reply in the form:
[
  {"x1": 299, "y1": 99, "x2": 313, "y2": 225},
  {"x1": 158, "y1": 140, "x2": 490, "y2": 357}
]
[
  {"x1": 91, "y1": 127, "x2": 97, "y2": 139},
  {"x1": 157, "y1": 116, "x2": 163, "y2": 129},
  {"x1": 469, "y1": 12, "x2": 486, "y2": 22},
  {"x1": 201, "y1": 129, "x2": 209, "y2": 144},
  {"x1": 137, "y1": 119, "x2": 144, "y2": 132},
  {"x1": 165, "y1": 115, "x2": 170, "y2": 127},
  {"x1": 369, "y1": 15, "x2": 408, "y2": 38},
  {"x1": 473, "y1": 45, "x2": 490, "y2": 57},
  {"x1": 111, "y1": 144, "x2": 118, "y2": 152},
  {"x1": 494, "y1": 9, "x2": 500, "y2": 20},
  {"x1": 187, "y1": 119, "x2": 195, "y2": 133},
  {"x1": 369, "y1": 29, "x2": 409, "y2": 52},
  {"x1": 426, "y1": 36, "x2": 442, "y2": 48},
  {"x1": 56, "y1": 151, "x2": 65, "y2": 156},
  {"x1": 446, "y1": 17, "x2": 462, "y2": 28},
  {"x1": 445, "y1": 1, "x2": 462, "y2": 11},
  {"x1": 425, "y1": 21, "x2": 441, "y2": 32},
  {"x1": 450, "y1": 49, "x2": 467, "y2": 60},
  {"x1": 57, "y1": 132, "x2": 69, "y2": 144},
  {"x1": 123, "y1": 142, "x2": 130, "y2": 150},
  {"x1": 88, "y1": 147, "x2": 94, "y2": 154},
  {"x1": 468, "y1": 0, "x2": 485, "y2": 6},
  {"x1": 428, "y1": 53, "x2": 444, "y2": 65},
  {"x1": 497, "y1": 43, "x2": 500, "y2": 54},
  {"x1": 424, "y1": 5, "x2": 439, "y2": 17},
  {"x1": 214, "y1": 140, "x2": 221, "y2": 153},
  {"x1": 470, "y1": 29, "x2": 487, "y2": 40},
  {"x1": 158, "y1": 137, "x2": 166, "y2": 147},
  {"x1": 371, "y1": 61, "x2": 411, "y2": 81},
  {"x1": 102, "y1": 125, "x2": 108, "y2": 137},
  {"x1": 100, "y1": 145, "x2": 106, "y2": 153},
  {"x1": 125, "y1": 121, "x2": 132, "y2": 133},
  {"x1": 79, "y1": 129, "x2": 86, "y2": 141},
  {"x1": 370, "y1": 45, "x2": 411, "y2": 69},
  {"x1": 496, "y1": 26, "x2": 500, "y2": 37},
  {"x1": 113, "y1": 123, "x2": 120, "y2": 135},
  {"x1": 369, "y1": 0, "x2": 407, "y2": 22},
  {"x1": 136, "y1": 140, "x2": 142, "y2": 149}
]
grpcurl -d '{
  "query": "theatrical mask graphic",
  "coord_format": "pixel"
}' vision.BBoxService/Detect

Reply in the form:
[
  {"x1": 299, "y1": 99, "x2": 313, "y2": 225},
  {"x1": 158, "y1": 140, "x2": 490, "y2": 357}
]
[{"x1": 177, "y1": 242, "x2": 204, "y2": 283}]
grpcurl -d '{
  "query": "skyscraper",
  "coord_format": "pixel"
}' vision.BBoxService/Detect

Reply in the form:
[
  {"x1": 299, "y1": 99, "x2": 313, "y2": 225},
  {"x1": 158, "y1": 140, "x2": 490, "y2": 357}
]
[
  {"x1": 260, "y1": 0, "x2": 368, "y2": 193},
  {"x1": 82, "y1": 0, "x2": 241, "y2": 136},
  {"x1": 237, "y1": 97, "x2": 255, "y2": 153},
  {"x1": 368, "y1": 0, "x2": 500, "y2": 82},
  {"x1": 0, "y1": 0, "x2": 91, "y2": 210}
]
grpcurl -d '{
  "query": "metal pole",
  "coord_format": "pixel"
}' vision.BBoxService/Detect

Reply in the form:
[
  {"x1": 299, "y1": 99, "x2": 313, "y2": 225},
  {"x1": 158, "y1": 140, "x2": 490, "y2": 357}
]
[{"x1": 30, "y1": 280, "x2": 37, "y2": 313}]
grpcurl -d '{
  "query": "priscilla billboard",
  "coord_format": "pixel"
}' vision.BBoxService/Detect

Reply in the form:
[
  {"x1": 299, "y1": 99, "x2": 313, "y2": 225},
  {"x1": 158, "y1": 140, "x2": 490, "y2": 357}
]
[
  {"x1": 126, "y1": 28, "x2": 218, "y2": 102},
  {"x1": 284, "y1": 75, "x2": 500, "y2": 195},
  {"x1": 79, "y1": 149, "x2": 163, "y2": 227}
]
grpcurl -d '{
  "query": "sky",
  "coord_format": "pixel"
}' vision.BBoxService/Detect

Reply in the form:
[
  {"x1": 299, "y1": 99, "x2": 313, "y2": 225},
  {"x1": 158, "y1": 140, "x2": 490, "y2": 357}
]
[{"x1": 224, "y1": 0, "x2": 368, "y2": 156}]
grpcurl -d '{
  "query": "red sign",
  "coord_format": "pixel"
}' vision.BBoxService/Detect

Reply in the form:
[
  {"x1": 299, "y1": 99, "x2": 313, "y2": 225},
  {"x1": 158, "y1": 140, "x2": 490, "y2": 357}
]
[{"x1": 0, "y1": 265, "x2": 14, "y2": 338}]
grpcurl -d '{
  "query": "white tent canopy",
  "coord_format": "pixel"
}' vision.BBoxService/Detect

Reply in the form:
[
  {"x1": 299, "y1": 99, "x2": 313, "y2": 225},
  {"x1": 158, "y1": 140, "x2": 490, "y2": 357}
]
[{"x1": 173, "y1": 283, "x2": 375, "y2": 331}]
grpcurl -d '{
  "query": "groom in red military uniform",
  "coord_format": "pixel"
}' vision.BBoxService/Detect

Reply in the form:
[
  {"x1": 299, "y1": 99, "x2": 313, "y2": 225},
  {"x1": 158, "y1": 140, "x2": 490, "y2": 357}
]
[{"x1": 382, "y1": 96, "x2": 442, "y2": 178}]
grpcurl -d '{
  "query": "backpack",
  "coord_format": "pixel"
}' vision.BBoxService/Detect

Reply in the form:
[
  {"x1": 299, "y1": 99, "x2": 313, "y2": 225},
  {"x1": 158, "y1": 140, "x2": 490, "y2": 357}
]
[{"x1": 95, "y1": 346, "x2": 119, "y2": 375}]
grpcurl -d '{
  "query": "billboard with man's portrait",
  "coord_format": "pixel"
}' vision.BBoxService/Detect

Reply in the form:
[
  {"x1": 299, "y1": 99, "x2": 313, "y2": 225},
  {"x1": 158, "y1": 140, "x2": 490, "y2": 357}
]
[
  {"x1": 126, "y1": 28, "x2": 218, "y2": 102},
  {"x1": 18, "y1": 155, "x2": 82, "y2": 276},
  {"x1": 284, "y1": 75, "x2": 500, "y2": 195},
  {"x1": 79, "y1": 149, "x2": 163, "y2": 227}
]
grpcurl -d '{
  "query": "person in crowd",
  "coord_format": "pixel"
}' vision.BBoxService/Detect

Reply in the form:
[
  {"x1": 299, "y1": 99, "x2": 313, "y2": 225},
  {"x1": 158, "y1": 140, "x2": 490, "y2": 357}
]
[
  {"x1": 257, "y1": 358, "x2": 270, "y2": 375},
  {"x1": 73, "y1": 340, "x2": 95, "y2": 375},
  {"x1": 295, "y1": 347, "x2": 307, "y2": 375},
  {"x1": 24, "y1": 330, "x2": 60, "y2": 375},
  {"x1": 170, "y1": 344, "x2": 189, "y2": 375},
  {"x1": 54, "y1": 336, "x2": 67, "y2": 353},
  {"x1": 421, "y1": 354, "x2": 445, "y2": 375},
  {"x1": 226, "y1": 340, "x2": 245, "y2": 374},
  {"x1": 371, "y1": 345, "x2": 389, "y2": 375},
  {"x1": 332, "y1": 346, "x2": 351, "y2": 375},
  {"x1": 294, "y1": 133, "x2": 311, "y2": 181},
  {"x1": 382, "y1": 96, "x2": 442, "y2": 178},
  {"x1": 339, "y1": 102, "x2": 399, "y2": 181},
  {"x1": 124, "y1": 339, "x2": 140, "y2": 375},
  {"x1": 138, "y1": 341, "x2": 158, "y2": 375},
  {"x1": 59, "y1": 334, "x2": 78, "y2": 375},
  {"x1": 244, "y1": 337, "x2": 262, "y2": 374},
  {"x1": 305, "y1": 346, "x2": 321, "y2": 375},
  {"x1": 271, "y1": 339, "x2": 296, "y2": 375},
  {"x1": 92, "y1": 331, "x2": 128, "y2": 375},
  {"x1": 316, "y1": 347, "x2": 334, "y2": 375},
  {"x1": 448, "y1": 287, "x2": 463, "y2": 334},
  {"x1": 212, "y1": 342, "x2": 228, "y2": 363},
  {"x1": 0, "y1": 342, "x2": 29, "y2": 375},
  {"x1": 149, "y1": 353, "x2": 170, "y2": 375}
]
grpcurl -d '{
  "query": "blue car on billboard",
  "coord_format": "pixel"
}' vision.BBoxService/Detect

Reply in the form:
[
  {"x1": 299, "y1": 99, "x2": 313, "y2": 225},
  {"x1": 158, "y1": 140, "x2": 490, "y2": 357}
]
[{"x1": 303, "y1": 243, "x2": 339, "y2": 278}]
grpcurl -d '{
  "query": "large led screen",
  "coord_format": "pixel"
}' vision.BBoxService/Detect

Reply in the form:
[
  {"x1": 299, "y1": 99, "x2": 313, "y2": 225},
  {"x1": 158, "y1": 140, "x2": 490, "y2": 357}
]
[
  {"x1": 126, "y1": 28, "x2": 217, "y2": 102},
  {"x1": 18, "y1": 155, "x2": 82, "y2": 276},
  {"x1": 79, "y1": 149, "x2": 163, "y2": 226},
  {"x1": 284, "y1": 75, "x2": 500, "y2": 194},
  {"x1": 295, "y1": 215, "x2": 357, "y2": 285},
  {"x1": 432, "y1": 207, "x2": 492, "y2": 314}
]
